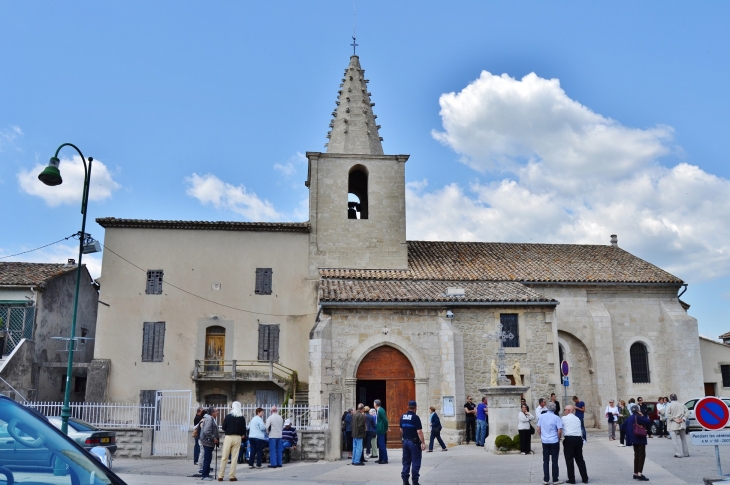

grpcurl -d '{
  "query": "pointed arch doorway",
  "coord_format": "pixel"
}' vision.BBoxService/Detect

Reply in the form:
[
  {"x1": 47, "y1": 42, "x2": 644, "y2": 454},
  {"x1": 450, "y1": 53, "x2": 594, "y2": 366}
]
[{"x1": 356, "y1": 346, "x2": 415, "y2": 448}]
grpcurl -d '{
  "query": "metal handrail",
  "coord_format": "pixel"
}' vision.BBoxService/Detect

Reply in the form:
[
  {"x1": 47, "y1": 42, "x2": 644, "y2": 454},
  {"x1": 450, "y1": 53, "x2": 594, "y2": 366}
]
[{"x1": 193, "y1": 359, "x2": 296, "y2": 383}]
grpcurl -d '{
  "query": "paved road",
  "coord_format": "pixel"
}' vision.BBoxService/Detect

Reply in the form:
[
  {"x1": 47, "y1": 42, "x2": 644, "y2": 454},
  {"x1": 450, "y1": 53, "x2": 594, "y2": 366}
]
[{"x1": 114, "y1": 430, "x2": 730, "y2": 484}]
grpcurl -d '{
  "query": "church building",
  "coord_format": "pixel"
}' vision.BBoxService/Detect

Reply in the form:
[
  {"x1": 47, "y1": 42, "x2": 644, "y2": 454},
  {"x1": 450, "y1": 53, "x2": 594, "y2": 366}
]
[{"x1": 89, "y1": 54, "x2": 703, "y2": 446}]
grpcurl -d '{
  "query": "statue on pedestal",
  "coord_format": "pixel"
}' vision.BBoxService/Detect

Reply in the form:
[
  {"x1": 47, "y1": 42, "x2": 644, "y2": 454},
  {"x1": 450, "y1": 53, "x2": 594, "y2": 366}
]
[
  {"x1": 512, "y1": 361, "x2": 522, "y2": 386},
  {"x1": 490, "y1": 359, "x2": 498, "y2": 387}
]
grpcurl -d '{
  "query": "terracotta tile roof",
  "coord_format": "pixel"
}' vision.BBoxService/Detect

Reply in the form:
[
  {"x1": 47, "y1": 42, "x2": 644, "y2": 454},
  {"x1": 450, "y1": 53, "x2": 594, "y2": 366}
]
[
  {"x1": 319, "y1": 279, "x2": 557, "y2": 304},
  {"x1": 0, "y1": 262, "x2": 77, "y2": 286},
  {"x1": 719, "y1": 332, "x2": 730, "y2": 340},
  {"x1": 96, "y1": 218, "x2": 310, "y2": 233},
  {"x1": 320, "y1": 241, "x2": 682, "y2": 284}
]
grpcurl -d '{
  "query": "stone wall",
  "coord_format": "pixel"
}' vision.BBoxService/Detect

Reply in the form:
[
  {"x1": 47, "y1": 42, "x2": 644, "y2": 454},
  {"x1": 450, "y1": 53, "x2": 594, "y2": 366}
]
[
  {"x1": 298, "y1": 430, "x2": 327, "y2": 460},
  {"x1": 112, "y1": 428, "x2": 152, "y2": 458},
  {"x1": 309, "y1": 305, "x2": 555, "y2": 446}
]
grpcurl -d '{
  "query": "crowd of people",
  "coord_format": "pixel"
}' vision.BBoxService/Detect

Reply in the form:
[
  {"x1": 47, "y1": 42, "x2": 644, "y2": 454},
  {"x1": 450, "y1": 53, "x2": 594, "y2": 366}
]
[
  {"x1": 191, "y1": 403, "x2": 299, "y2": 481},
  {"x1": 511, "y1": 392, "x2": 690, "y2": 484}
]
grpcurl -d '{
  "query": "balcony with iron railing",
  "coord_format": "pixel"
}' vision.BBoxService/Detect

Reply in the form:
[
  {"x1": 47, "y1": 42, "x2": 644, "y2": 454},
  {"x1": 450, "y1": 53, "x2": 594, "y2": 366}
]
[{"x1": 192, "y1": 360, "x2": 296, "y2": 391}]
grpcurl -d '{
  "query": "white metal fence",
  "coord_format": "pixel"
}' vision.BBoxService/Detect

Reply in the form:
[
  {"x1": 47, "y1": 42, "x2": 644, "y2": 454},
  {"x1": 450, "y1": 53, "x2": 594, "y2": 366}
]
[
  {"x1": 195, "y1": 403, "x2": 329, "y2": 431},
  {"x1": 25, "y1": 401, "x2": 329, "y2": 430}
]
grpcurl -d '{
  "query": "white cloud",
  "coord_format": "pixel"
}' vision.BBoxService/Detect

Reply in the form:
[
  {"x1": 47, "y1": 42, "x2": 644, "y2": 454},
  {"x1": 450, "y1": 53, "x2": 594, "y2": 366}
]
[
  {"x1": 410, "y1": 71, "x2": 730, "y2": 282},
  {"x1": 17, "y1": 155, "x2": 120, "y2": 206},
  {"x1": 0, "y1": 125, "x2": 23, "y2": 152},
  {"x1": 0, "y1": 243, "x2": 102, "y2": 280},
  {"x1": 185, "y1": 173, "x2": 282, "y2": 221},
  {"x1": 274, "y1": 152, "x2": 306, "y2": 177}
]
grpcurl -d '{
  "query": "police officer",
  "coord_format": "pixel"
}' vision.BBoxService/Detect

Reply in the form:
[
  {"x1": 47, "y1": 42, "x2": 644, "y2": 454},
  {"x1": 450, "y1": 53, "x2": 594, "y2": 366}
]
[{"x1": 400, "y1": 400, "x2": 425, "y2": 485}]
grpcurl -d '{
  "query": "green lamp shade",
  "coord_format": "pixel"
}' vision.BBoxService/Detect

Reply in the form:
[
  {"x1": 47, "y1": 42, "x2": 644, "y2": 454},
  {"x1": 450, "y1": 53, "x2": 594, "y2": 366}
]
[{"x1": 38, "y1": 157, "x2": 63, "y2": 186}]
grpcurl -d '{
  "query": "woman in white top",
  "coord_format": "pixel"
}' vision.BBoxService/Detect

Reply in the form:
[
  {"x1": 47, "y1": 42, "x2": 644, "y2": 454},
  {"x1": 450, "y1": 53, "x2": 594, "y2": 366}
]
[
  {"x1": 605, "y1": 399, "x2": 620, "y2": 440},
  {"x1": 517, "y1": 404, "x2": 535, "y2": 454}
]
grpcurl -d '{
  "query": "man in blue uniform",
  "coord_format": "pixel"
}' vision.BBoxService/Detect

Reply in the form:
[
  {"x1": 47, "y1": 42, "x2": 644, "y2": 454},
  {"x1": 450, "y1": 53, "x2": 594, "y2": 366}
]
[{"x1": 400, "y1": 400, "x2": 425, "y2": 485}]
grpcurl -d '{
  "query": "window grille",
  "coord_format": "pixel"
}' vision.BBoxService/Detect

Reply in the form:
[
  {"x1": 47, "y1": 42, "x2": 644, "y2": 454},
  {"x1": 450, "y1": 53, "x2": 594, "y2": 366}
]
[
  {"x1": 630, "y1": 342, "x2": 650, "y2": 383},
  {"x1": 722, "y1": 365, "x2": 730, "y2": 388},
  {"x1": 500, "y1": 314, "x2": 519, "y2": 348},
  {"x1": 142, "y1": 322, "x2": 166, "y2": 362},
  {"x1": 257, "y1": 324, "x2": 280, "y2": 362},
  {"x1": 146, "y1": 270, "x2": 164, "y2": 295},
  {"x1": 255, "y1": 268, "x2": 272, "y2": 295}
]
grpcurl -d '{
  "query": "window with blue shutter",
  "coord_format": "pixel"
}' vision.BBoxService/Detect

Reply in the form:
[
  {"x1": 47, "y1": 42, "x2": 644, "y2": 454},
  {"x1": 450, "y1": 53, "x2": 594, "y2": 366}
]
[
  {"x1": 255, "y1": 268, "x2": 272, "y2": 295},
  {"x1": 142, "y1": 322, "x2": 165, "y2": 362},
  {"x1": 500, "y1": 314, "x2": 519, "y2": 348}
]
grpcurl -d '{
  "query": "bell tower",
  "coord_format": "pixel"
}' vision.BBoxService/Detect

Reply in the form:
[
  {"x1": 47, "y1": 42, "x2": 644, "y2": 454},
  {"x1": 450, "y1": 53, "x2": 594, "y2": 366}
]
[{"x1": 306, "y1": 55, "x2": 409, "y2": 277}]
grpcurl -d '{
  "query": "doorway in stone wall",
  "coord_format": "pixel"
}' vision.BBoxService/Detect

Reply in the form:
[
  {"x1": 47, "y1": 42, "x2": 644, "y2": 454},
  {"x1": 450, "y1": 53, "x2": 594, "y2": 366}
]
[{"x1": 356, "y1": 346, "x2": 415, "y2": 448}]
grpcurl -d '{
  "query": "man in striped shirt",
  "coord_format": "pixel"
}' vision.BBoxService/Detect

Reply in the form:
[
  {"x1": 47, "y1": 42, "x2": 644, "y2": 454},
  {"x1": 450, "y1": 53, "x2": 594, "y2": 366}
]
[{"x1": 282, "y1": 419, "x2": 298, "y2": 464}]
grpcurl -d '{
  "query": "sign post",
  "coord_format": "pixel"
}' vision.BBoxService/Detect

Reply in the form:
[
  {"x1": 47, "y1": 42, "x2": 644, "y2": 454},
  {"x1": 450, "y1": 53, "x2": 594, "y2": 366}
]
[
  {"x1": 690, "y1": 396, "x2": 730, "y2": 476},
  {"x1": 560, "y1": 361, "x2": 569, "y2": 413}
]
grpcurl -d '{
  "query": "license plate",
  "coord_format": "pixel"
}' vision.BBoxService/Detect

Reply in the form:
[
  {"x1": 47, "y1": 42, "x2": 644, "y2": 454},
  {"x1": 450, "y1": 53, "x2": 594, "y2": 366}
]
[{"x1": 101, "y1": 438, "x2": 110, "y2": 443}]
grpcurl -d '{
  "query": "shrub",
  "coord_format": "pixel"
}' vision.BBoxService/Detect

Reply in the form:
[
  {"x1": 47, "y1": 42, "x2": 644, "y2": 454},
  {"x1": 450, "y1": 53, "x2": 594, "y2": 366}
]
[
  {"x1": 512, "y1": 435, "x2": 521, "y2": 449},
  {"x1": 494, "y1": 434, "x2": 513, "y2": 450}
]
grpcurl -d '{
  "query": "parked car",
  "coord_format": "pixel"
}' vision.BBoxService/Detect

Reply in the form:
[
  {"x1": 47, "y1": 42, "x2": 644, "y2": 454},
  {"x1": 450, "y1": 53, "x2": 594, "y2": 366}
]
[
  {"x1": 685, "y1": 397, "x2": 730, "y2": 431},
  {"x1": 47, "y1": 416, "x2": 117, "y2": 457},
  {"x1": 636, "y1": 401, "x2": 662, "y2": 435},
  {"x1": 0, "y1": 395, "x2": 126, "y2": 484}
]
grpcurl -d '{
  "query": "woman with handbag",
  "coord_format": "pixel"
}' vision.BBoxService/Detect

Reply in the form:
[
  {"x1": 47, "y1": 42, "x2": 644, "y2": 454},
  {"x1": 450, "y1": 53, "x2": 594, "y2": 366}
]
[
  {"x1": 605, "y1": 399, "x2": 619, "y2": 440},
  {"x1": 428, "y1": 406, "x2": 448, "y2": 452},
  {"x1": 620, "y1": 403, "x2": 652, "y2": 481},
  {"x1": 517, "y1": 403, "x2": 535, "y2": 455}
]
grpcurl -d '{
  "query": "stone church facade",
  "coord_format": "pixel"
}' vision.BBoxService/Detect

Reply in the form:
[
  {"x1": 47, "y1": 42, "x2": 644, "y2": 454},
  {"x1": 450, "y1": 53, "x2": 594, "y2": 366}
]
[{"x1": 90, "y1": 54, "x2": 703, "y2": 445}]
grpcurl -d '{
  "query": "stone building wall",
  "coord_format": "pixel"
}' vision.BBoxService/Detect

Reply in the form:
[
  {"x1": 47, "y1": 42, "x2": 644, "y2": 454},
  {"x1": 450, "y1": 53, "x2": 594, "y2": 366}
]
[
  {"x1": 306, "y1": 152, "x2": 409, "y2": 278},
  {"x1": 309, "y1": 305, "x2": 555, "y2": 445},
  {"x1": 452, "y1": 308, "x2": 557, "y2": 412}
]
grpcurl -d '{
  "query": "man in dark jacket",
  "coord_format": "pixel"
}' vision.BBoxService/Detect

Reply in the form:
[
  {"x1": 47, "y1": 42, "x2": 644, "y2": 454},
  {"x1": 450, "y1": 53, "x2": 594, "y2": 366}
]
[
  {"x1": 199, "y1": 407, "x2": 220, "y2": 481},
  {"x1": 351, "y1": 403, "x2": 367, "y2": 465},
  {"x1": 218, "y1": 401, "x2": 246, "y2": 481},
  {"x1": 282, "y1": 419, "x2": 298, "y2": 464}
]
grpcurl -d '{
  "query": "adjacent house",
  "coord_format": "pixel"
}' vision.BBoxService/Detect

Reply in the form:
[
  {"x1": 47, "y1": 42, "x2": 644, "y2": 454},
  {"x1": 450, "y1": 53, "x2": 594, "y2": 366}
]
[{"x1": 0, "y1": 261, "x2": 98, "y2": 402}]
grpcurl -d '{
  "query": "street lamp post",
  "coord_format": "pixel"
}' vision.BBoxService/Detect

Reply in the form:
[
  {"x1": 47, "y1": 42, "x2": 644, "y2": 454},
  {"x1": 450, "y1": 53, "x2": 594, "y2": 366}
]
[{"x1": 38, "y1": 143, "x2": 95, "y2": 435}]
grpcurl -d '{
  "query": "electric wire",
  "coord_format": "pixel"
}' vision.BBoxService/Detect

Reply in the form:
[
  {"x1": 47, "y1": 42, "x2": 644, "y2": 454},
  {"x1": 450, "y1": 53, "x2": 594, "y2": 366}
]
[
  {"x1": 100, "y1": 242, "x2": 317, "y2": 318},
  {"x1": 0, "y1": 234, "x2": 78, "y2": 260}
]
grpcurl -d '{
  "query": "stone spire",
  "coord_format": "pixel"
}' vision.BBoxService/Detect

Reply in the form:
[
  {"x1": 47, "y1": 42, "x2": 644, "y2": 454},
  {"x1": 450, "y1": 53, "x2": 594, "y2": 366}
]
[{"x1": 325, "y1": 56, "x2": 384, "y2": 155}]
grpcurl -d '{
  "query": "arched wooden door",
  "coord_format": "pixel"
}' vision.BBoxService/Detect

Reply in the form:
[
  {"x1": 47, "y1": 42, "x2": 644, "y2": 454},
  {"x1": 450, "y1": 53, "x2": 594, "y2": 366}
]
[{"x1": 356, "y1": 346, "x2": 415, "y2": 448}]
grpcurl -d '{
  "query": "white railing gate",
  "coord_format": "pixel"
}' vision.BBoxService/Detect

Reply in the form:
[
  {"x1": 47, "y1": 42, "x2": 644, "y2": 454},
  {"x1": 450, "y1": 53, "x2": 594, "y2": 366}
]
[{"x1": 152, "y1": 390, "x2": 192, "y2": 456}]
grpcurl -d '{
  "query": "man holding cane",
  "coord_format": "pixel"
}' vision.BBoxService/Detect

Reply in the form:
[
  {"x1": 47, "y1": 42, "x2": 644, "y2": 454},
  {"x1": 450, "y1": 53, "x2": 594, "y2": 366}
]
[{"x1": 200, "y1": 407, "x2": 220, "y2": 481}]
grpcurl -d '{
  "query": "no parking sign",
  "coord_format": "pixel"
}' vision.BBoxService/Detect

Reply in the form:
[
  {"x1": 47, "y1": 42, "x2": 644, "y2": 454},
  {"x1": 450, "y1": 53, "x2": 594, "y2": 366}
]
[{"x1": 695, "y1": 397, "x2": 730, "y2": 431}]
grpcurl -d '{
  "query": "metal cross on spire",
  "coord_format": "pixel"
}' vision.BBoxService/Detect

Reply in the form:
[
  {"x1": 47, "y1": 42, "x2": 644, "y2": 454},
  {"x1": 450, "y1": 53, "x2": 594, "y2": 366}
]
[
  {"x1": 487, "y1": 323, "x2": 515, "y2": 386},
  {"x1": 351, "y1": 3, "x2": 358, "y2": 55}
]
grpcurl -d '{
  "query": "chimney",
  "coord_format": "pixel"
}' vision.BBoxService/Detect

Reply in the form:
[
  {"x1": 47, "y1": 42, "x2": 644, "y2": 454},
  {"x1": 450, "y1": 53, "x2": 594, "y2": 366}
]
[
  {"x1": 610, "y1": 235, "x2": 618, "y2": 248},
  {"x1": 67, "y1": 259, "x2": 75, "y2": 264}
]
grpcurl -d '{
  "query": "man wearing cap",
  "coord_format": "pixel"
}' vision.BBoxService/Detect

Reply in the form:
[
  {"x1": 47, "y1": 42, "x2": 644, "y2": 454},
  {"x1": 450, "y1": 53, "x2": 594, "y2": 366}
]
[
  {"x1": 400, "y1": 400, "x2": 425, "y2": 485},
  {"x1": 282, "y1": 418, "x2": 298, "y2": 464}
]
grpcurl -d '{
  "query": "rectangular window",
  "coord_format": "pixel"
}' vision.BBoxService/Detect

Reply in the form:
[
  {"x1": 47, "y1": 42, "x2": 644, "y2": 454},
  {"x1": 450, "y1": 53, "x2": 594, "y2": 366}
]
[
  {"x1": 722, "y1": 365, "x2": 730, "y2": 388},
  {"x1": 142, "y1": 322, "x2": 165, "y2": 362},
  {"x1": 255, "y1": 268, "x2": 273, "y2": 295},
  {"x1": 146, "y1": 270, "x2": 164, "y2": 295},
  {"x1": 500, "y1": 314, "x2": 519, "y2": 348},
  {"x1": 257, "y1": 324, "x2": 280, "y2": 362}
]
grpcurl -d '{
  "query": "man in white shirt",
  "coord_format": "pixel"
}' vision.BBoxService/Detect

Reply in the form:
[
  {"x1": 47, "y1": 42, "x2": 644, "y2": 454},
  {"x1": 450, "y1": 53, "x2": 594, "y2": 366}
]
[
  {"x1": 561, "y1": 405, "x2": 588, "y2": 484},
  {"x1": 537, "y1": 402, "x2": 563, "y2": 485},
  {"x1": 536, "y1": 398, "x2": 548, "y2": 415}
]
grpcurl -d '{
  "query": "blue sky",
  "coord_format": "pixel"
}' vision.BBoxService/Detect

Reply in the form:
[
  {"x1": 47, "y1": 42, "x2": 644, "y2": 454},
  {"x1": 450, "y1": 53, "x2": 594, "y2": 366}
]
[{"x1": 1, "y1": 2, "x2": 729, "y2": 338}]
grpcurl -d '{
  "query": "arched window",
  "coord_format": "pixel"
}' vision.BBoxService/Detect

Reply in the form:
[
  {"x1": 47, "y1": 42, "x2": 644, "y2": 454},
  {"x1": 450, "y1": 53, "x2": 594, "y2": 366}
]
[
  {"x1": 348, "y1": 165, "x2": 368, "y2": 219},
  {"x1": 630, "y1": 342, "x2": 650, "y2": 383}
]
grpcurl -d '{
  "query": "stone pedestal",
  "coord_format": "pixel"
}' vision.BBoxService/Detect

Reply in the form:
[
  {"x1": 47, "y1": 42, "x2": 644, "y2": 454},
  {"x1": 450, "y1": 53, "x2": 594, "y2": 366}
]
[{"x1": 479, "y1": 385, "x2": 530, "y2": 453}]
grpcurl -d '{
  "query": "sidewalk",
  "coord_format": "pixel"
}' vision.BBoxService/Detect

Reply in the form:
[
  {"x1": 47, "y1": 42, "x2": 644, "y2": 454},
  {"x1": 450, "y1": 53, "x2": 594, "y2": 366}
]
[{"x1": 113, "y1": 429, "x2": 730, "y2": 484}]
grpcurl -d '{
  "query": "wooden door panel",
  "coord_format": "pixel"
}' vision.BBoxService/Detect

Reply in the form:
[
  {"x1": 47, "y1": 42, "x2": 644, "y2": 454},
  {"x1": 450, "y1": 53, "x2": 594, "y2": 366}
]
[
  {"x1": 205, "y1": 335, "x2": 225, "y2": 372},
  {"x1": 386, "y1": 379, "x2": 416, "y2": 448},
  {"x1": 357, "y1": 346, "x2": 415, "y2": 380}
]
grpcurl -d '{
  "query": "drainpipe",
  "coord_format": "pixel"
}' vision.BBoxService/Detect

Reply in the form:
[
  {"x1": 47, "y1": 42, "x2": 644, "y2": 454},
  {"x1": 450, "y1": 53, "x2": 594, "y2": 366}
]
[{"x1": 678, "y1": 284, "x2": 688, "y2": 299}]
